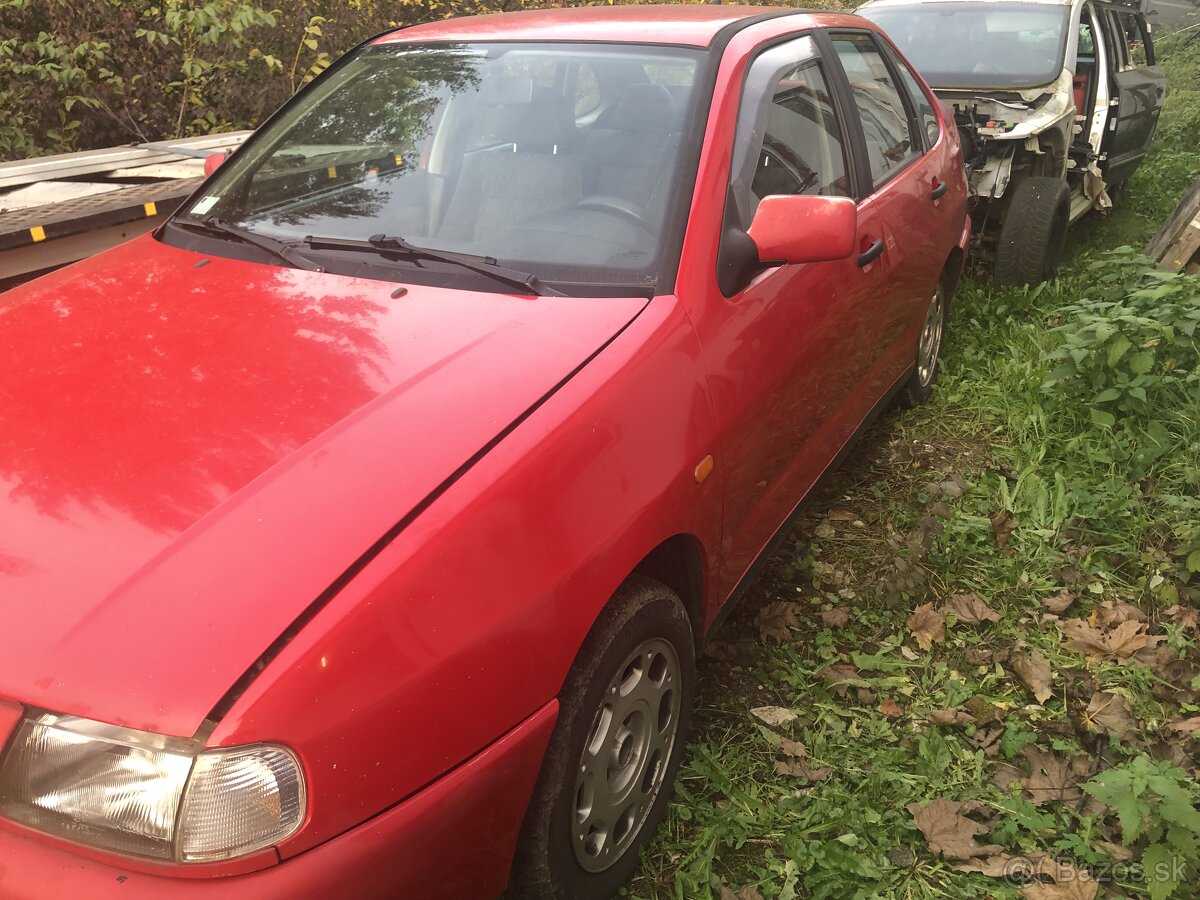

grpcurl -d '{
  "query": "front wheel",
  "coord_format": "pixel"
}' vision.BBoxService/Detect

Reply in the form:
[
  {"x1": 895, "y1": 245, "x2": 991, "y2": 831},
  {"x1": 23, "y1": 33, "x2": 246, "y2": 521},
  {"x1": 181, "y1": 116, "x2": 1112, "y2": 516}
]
[
  {"x1": 508, "y1": 577, "x2": 695, "y2": 900},
  {"x1": 994, "y1": 176, "x2": 1071, "y2": 286}
]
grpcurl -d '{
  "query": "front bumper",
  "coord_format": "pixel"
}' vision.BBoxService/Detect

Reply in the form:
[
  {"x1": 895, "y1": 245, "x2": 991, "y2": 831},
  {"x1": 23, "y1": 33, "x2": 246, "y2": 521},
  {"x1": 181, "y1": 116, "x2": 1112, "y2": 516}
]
[{"x1": 0, "y1": 701, "x2": 557, "y2": 899}]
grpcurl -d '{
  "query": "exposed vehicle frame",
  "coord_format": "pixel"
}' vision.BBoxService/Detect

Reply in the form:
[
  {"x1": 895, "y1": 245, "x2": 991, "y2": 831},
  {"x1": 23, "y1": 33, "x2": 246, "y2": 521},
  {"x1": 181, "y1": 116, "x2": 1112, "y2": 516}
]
[{"x1": 859, "y1": 0, "x2": 1166, "y2": 283}]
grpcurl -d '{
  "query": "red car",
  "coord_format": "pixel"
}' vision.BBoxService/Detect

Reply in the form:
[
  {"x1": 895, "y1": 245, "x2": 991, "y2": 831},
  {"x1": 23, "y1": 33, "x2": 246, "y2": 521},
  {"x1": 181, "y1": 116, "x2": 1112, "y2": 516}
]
[{"x1": 0, "y1": 6, "x2": 967, "y2": 898}]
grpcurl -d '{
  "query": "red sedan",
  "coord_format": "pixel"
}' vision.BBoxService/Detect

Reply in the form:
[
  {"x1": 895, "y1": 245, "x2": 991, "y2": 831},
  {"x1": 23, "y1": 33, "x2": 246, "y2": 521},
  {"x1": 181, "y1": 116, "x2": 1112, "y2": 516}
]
[{"x1": 0, "y1": 6, "x2": 968, "y2": 898}]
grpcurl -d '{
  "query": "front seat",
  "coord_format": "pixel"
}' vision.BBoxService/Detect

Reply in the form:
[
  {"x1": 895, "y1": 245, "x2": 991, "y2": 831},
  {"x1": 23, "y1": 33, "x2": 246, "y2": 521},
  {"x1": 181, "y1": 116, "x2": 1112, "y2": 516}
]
[
  {"x1": 437, "y1": 89, "x2": 582, "y2": 246},
  {"x1": 582, "y1": 84, "x2": 681, "y2": 206}
]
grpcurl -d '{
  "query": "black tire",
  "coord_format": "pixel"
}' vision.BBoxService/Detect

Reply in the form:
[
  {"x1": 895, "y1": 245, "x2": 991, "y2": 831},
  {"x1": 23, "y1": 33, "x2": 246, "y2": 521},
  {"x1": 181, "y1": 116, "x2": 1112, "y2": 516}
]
[
  {"x1": 508, "y1": 576, "x2": 695, "y2": 900},
  {"x1": 898, "y1": 272, "x2": 950, "y2": 408},
  {"x1": 993, "y1": 176, "x2": 1071, "y2": 286}
]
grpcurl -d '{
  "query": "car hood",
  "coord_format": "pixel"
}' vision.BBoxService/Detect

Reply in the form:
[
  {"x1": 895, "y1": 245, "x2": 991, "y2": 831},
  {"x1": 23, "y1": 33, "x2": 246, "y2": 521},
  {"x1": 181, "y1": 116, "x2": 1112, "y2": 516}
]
[{"x1": 0, "y1": 236, "x2": 647, "y2": 737}]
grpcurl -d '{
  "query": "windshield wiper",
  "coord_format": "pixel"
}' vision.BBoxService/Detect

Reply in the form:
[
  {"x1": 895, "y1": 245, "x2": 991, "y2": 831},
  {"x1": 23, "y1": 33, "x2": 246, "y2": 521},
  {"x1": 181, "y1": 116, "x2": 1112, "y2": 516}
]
[
  {"x1": 178, "y1": 217, "x2": 324, "y2": 271},
  {"x1": 302, "y1": 233, "x2": 564, "y2": 297}
]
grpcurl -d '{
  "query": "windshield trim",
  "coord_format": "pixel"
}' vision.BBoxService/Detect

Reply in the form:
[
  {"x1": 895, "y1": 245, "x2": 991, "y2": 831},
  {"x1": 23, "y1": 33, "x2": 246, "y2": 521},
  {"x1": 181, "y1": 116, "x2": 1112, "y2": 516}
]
[{"x1": 860, "y1": 2, "x2": 1072, "y2": 91}]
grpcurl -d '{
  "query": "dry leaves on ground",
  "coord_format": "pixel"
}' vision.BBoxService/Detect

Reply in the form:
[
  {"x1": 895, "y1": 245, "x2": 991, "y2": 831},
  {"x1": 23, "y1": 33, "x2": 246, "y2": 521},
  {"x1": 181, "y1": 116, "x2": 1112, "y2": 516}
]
[
  {"x1": 907, "y1": 603, "x2": 946, "y2": 650},
  {"x1": 750, "y1": 706, "x2": 796, "y2": 728},
  {"x1": 1166, "y1": 604, "x2": 1200, "y2": 632},
  {"x1": 818, "y1": 662, "x2": 860, "y2": 697},
  {"x1": 774, "y1": 759, "x2": 833, "y2": 781},
  {"x1": 1010, "y1": 650, "x2": 1054, "y2": 704},
  {"x1": 878, "y1": 699, "x2": 904, "y2": 718},
  {"x1": 907, "y1": 798, "x2": 1002, "y2": 860},
  {"x1": 1095, "y1": 599, "x2": 1145, "y2": 626},
  {"x1": 718, "y1": 883, "x2": 764, "y2": 900},
  {"x1": 1060, "y1": 618, "x2": 1162, "y2": 660},
  {"x1": 941, "y1": 592, "x2": 1002, "y2": 624},
  {"x1": 1014, "y1": 747, "x2": 1091, "y2": 806},
  {"x1": 1083, "y1": 690, "x2": 1138, "y2": 741},
  {"x1": 991, "y1": 510, "x2": 1018, "y2": 550},
  {"x1": 1169, "y1": 716, "x2": 1200, "y2": 736},
  {"x1": 928, "y1": 708, "x2": 975, "y2": 726},
  {"x1": 1042, "y1": 589, "x2": 1076, "y2": 614},
  {"x1": 820, "y1": 607, "x2": 850, "y2": 628},
  {"x1": 756, "y1": 601, "x2": 801, "y2": 642}
]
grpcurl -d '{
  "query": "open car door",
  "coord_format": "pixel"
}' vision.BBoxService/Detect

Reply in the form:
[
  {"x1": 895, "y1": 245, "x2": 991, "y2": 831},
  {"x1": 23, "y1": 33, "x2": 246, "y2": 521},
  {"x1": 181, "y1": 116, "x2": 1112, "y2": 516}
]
[{"x1": 1098, "y1": 1, "x2": 1166, "y2": 187}]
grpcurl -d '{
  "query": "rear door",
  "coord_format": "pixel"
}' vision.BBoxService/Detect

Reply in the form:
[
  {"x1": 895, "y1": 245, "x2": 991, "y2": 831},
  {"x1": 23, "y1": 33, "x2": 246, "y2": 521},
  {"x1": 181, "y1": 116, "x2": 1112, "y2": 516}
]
[
  {"x1": 824, "y1": 30, "x2": 947, "y2": 374},
  {"x1": 1098, "y1": 4, "x2": 1166, "y2": 186}
]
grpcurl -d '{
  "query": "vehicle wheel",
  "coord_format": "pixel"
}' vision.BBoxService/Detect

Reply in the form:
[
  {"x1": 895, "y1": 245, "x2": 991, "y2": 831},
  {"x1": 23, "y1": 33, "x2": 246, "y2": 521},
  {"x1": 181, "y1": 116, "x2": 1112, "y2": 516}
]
[
  {"x1": 993, "y1": 176, "x2": 1071, "y2": 286},
  {"x1": 508, "y1": 576, "x2": 695, "y2": 900},
  {"x1": 898, "y1": 274, "x2": 949, "y2": 408}
]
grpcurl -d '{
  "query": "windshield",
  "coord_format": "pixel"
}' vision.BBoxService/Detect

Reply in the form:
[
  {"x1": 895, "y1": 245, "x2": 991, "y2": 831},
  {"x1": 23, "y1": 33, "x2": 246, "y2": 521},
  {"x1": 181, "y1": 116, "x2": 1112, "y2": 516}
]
[
  {"x1": 861, "y1": 3, "x2": 1070, "y2": 89},
  {"x1": 171, "y1": 42, "x2": 704, "y2": 294}
]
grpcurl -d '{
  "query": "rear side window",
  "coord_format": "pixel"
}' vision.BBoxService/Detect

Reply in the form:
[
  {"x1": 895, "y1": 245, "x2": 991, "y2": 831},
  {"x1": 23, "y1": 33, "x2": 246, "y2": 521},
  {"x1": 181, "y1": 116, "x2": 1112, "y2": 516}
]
[
  {"x1": 1114, "y1": 11, "x2": 1151, "y2": 67},
  {"x1": 883, "y1": 43, "x2": 940, "y2": 149},
  {"x1": 831, "y1": 33, "x2": 920, "y2": 187}
]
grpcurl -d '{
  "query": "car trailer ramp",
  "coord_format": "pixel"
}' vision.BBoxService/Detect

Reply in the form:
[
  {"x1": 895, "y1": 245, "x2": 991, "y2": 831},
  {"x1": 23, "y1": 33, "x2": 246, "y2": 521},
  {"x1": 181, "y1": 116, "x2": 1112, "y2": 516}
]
[{"x1": 0, "y1": 132, "x2": 248, "y2": 290}]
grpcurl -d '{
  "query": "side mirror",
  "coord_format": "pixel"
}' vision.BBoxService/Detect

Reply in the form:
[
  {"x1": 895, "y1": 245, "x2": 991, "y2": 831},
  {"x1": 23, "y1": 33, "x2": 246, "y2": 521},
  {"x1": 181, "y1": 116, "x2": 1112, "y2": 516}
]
[
  {"x1": 203, "y1": 152, "x2": 227, "y2": 178},
  {"x1": 747, "y1": 194, "x2": 857, "y2": 265}
]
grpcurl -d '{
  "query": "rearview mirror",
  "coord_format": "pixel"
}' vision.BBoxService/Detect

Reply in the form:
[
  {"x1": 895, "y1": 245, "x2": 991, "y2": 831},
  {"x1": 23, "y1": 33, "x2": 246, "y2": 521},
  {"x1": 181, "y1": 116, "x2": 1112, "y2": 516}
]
[
  {"x1": 203, "y1": 152, "x2": 227, "y2": 178},
  {"x1": 747, "y1": 194, "x2": 857, "y2": 265}
]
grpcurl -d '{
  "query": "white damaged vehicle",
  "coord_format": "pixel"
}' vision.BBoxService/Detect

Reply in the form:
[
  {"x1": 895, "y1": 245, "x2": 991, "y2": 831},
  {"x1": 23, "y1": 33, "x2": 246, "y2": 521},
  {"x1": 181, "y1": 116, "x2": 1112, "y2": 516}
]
[{"x1": 859, "y1": 0, "x2": 1166, "y2": 284}]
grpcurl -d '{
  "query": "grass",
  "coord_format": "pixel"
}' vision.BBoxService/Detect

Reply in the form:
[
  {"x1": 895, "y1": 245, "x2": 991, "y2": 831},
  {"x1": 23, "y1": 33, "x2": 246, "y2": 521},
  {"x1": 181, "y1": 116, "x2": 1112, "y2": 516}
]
[{"x1": 630, "y1": 29, "x2": 1200, "y2": 900}]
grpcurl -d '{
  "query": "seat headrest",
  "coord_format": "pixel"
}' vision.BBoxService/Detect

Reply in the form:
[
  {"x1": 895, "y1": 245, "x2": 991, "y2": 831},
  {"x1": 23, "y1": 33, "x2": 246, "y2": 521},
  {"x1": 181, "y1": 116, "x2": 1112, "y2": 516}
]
[
  {"x1": 608, "y1": 84, "x2": 680, "y2": 133},
  {"x1": 490, "y1": 88, "x2": 575, "y2": 151}
]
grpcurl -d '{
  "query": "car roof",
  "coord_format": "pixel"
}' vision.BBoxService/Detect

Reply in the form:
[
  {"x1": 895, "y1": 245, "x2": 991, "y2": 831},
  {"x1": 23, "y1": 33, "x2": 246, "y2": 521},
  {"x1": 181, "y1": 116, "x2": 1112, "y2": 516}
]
[{"x1": 374, "y1": 5, "x2": 863, "y2": 48}]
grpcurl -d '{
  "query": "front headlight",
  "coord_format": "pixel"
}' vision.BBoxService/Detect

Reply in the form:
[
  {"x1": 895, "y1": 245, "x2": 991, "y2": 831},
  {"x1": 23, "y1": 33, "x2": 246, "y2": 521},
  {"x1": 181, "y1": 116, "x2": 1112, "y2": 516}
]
[{"x1": 0, "y1": 712, "x2": 305, "y2": 862}]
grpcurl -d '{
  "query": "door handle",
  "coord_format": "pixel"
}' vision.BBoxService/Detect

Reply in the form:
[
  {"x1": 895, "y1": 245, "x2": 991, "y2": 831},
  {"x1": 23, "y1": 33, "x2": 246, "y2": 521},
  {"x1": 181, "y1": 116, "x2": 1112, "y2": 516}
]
[
  {"x1": 931, "y1": 178, "x2": 949, "y2": 200},
  {"x1": 857, "y1": 238, "x2": 885, "y2": 267}
]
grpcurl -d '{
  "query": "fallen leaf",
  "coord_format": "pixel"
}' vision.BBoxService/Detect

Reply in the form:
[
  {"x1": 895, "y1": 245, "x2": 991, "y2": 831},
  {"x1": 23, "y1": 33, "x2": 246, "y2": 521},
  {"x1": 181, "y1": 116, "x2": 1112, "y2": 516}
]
[
  {"x1": 1010, "y1": 650, "x2": 1054, "y2": 704},
  {"x1": 774, "y1": 760, "x2": 831, "y2": 781},
  {"x1": 930, "y1": 500, "x2": 952, "y2": 518},
  {"x1": 1168, "y1": 716, "x2": 1200, "y2": 736},
  {"x1": 1019, "y1": 747, "x2": 1090, "y2": 806},
  {"x1": 1083, "y1": 691, "x2": 1137, "y2": 741},
  {"x1": 718, "y1": 883, "x2": 765, "y2": 900},
  {"x1": 703, "y1": 640, "x2": 737, "y2": 662},
  {"x1": 878, "y1": 699, "x2": 904, "y2": 718},
  {"x1": 1098, "y1": 840, "x2": 1134, "y2": 862},
  {"x1": 813, "y1": 523, "x2": 836, "y2": 539},
  {"x1": 826, "y1": 508, "x2": 859, "y2": 522},
  {"x1": 1060, "y1": 618, "x2": 1162, "y2": 660},
  {"x1": 756, "y1": 601, "x2": 800, "y2": 642},
  {"x1": 928, "y1": 708, "x2": 975, "y2": 726},
  {"x1": 750, "y1": 706, "x2": 796, "y2": 727},
  {"x1": 971, "y1": 724, "x2": 1004, "y2": 757},
  {"x1": 957, "y1": 853, "x2": 1043, "y2": 878},
  {"x1": 1042, "y1": 589, "x2": 1076, "y2": 614},
  {"x1": 1165, "y1": 604, "x2": 1200, "y2": 633},
  {"x1": 907, "y1": 603, "x2": 946, "y2": 650},
  {"x1": 855, "y1": 687, "x2": 876, "y2": 704},
  {"x1": 907, "y1": 799, "x2": 1002, "y2": 860},
  {"x1": 1020, "y1": 857, "x2": 1099, "y2": 900},
  {"x1": 991, "y1": 510, "x2": 1018, "y2": 550},
  {"x1": 820, "y1": 607, "x2": 850, "y2": 628},
  {"x1": 779, "y1": 737, "x2": 807, "y2": 758},
  {"x1": 1096, "y1": 600, "x2": 1145, "y2": 626},
  {"x1": 964, "y1": 695, "x2": 1001, "y2": 724},
  {"x1": 818, "y1": 662, "x2": 860, "y2": 697},
  {"x1": 941, "y1": 592, "x2": 1001, "y2": 624},
  {"x1": 938, "y1": 478, "x2": 964, "y2": 498}
]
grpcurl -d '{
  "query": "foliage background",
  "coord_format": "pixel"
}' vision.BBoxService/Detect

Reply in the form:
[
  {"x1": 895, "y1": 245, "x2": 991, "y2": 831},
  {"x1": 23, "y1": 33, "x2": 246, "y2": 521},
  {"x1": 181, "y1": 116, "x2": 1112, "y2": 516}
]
[{"x1": 0, "y1": 0, "x2": 820, "y2": 161}]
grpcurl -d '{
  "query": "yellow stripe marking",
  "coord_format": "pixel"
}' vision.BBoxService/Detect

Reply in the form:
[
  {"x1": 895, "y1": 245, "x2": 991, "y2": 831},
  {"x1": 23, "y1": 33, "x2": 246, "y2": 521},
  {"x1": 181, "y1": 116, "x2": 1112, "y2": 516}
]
[
  {"x1": 327, "y1": 166, "x2": 337, "y2": 179},
  {"x1": 143, "y1": 201, "x2": 157, "y2": 217},
  {"x1": 30, "y1": 226, "x2": 46, "y2": 243}
]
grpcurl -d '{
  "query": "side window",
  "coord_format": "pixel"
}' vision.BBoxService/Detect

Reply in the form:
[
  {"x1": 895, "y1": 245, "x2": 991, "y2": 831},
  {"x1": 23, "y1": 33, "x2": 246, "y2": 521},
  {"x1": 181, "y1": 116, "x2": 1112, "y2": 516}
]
[
  {"x1": 882, "y1": 43, "x2": 939, "y2": 149},
  {"x1": 831, "y1": 33, "x2": 920, "y2": 187},
  {"x1": 729, "y1": 37, "x2": 851, "y2": 229},
  {"x1": 1115, "y1": 12, "x2": 1151, "y2": 67},
  {"x1": 1101, "y1": 9, "x2": 1129, "y2": 69}
]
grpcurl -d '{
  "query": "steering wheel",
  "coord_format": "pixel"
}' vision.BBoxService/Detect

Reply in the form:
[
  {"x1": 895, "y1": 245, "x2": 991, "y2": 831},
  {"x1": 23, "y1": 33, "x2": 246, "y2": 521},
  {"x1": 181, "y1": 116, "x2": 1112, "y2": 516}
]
[{"x1": 572, "y1": 195, "x2": 652, "y2": 229}]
